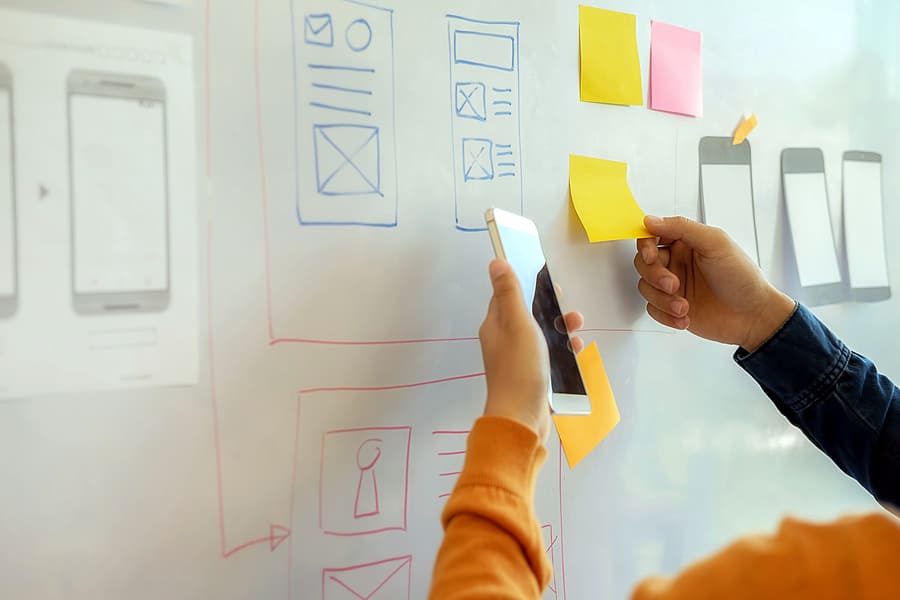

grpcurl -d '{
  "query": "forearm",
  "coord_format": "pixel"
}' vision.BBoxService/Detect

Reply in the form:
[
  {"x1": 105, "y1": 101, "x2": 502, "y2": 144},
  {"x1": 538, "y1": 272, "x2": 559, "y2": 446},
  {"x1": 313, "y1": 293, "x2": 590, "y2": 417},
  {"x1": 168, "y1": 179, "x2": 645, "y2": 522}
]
[
  {"x1": 736, "y1": 303, "x2": 900, "y2": 505},
  {"x1": 429, "y1": 416, "x2": 551, "y2": 600}
]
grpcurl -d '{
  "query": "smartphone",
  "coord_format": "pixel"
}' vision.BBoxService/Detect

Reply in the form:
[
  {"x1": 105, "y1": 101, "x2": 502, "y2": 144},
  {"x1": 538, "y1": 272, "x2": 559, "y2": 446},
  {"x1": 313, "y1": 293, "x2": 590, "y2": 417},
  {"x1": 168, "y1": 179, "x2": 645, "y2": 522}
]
[
  {"x1": 842, "y1": 151, "x2": 890, "y2": 302},
  {"x1": 484, "y1": 208, "x2": 592, "y2": 416},
  {"x1": 0, "y1": 63, "x2": 17, "y2": 318},
  {"x1": 699, "y1": 137, "x2": 760, "y2": 266},
  {"x1": 67, "y1": 70, "x2": 170, "y2": 314}
]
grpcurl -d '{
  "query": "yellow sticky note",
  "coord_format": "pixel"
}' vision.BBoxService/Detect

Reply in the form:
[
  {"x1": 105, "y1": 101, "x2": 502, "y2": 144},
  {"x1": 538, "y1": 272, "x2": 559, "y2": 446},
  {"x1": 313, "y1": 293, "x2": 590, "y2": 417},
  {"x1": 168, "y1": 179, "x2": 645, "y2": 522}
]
[
  {"x1": 579, "y1": 5, "x2": 643, "y2": 106},
  {"x1": 569, "y1": 154, "x2": 653, "y2": 242},
  {"x1": 732, "y1": 113, "x2": 758, "y2": 145},
  {"x1": 553, "y1": 342, "x2": 620, "y2": 468}
]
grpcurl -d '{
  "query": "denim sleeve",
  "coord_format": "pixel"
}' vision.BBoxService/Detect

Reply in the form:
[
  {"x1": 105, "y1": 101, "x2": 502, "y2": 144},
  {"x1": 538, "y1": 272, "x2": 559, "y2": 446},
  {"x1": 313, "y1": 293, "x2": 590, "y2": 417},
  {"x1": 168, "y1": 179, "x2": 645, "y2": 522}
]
[{"x1": 734, "y1": 303, "x2": 900, "y2": 507}]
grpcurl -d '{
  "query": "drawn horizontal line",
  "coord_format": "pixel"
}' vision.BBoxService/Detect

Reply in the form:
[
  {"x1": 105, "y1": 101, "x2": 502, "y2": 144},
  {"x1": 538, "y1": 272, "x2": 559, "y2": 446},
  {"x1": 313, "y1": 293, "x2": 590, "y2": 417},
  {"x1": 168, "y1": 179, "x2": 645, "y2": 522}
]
[
  {"x1": 492, "y1": 87, "x2": 512, "y2": 93},
  {"x1": 494, "y1": 111, "x2": 512, "y2": 116},
  {"x1": 308, "y1": 63, "x2": 375, "y2": 73},
  {"x1": 497, "y1": 162, "x2": 516, "y2": 167},
  {"x1": 298, "y1": 373, "x2": 484, "y2": 396},
  {"x1": 312, "y1": 82, "x2": 373, "y2": 95},
  {"x1": 496, "y1": 151, "x2": 513, "y2": 156},
  {"x1": 432, "y1": 430, "x2": 470, "y2": 435},
  {"x1": 498, "y1": 172, "x2": 516, "y2": 177},
  {"x1": 273, "y1": 336, "x2": 479, "y2": 346},
  {"x1": 438, "y1": 493, "x2": 452, "y2": 499},
  {"x1": 437, "y1": 450, "x2": 466, "y2": 456},
  {"x1": 439, "y1": 471, "x2": 462, "y2": 477},
  {"x1": 492, "y1": 100, "x2": 512, "y2": 106},
  {"x1": 579, "y1": 327, "x2": 677, "y2": 335},
  {"x1": 309, "y1": 102, "x2": 372, "y2": 116},
  {"x1": 496, "y1": 144, "x2": 512, "y2": 148}
]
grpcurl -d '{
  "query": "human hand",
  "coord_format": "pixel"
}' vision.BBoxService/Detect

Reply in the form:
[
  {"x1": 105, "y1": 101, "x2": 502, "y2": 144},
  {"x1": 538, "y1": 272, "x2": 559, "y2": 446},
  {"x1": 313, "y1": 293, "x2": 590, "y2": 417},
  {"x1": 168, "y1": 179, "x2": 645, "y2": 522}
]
[
  {"x1": 634, "y1": 216, "x2": 796, "y2": 351},
  {"x1": 479, "y1": 259, "x2": 584, "y2": 441}
]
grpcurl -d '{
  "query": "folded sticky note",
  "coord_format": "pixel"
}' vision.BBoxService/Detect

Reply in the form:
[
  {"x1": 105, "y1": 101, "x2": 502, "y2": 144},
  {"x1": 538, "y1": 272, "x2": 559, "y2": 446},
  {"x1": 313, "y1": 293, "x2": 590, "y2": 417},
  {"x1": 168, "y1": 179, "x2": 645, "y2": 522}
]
[
  {"x1": 553, "y1": 342, "x2": 620, "y2": 468},
  {"x1": 732, "y1": 113, "x2": 758, "y2": 145},
  {"x1": 649, "y1": 20, "x2": 702, "y2": 117},
  {"x1": 578, "y1": 5, "x2": 643, "y2": 106},
  {"x1": 569, "y1": 154, "x2": 653, "y2": 242}
]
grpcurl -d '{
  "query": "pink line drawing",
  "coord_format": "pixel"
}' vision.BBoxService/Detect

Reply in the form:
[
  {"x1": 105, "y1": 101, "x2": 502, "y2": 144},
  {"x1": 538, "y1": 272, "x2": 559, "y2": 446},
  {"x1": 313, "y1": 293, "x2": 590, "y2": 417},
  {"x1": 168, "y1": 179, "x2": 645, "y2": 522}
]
[
  {"x1": 557, "y1": 439, "x2": 568, "y2": 600},
  {"x1": 322, "y1": 555, "x2": 412, "y2": 600},
  {"x1": 542, "y1": 524, "x2": 560, "y2": 599},
  {"x1": 437, "y1": 450, "x2": 466, "y2": 457},
  {"x1": 353, "y1": 438, "x2": 383, "y2": 519}
]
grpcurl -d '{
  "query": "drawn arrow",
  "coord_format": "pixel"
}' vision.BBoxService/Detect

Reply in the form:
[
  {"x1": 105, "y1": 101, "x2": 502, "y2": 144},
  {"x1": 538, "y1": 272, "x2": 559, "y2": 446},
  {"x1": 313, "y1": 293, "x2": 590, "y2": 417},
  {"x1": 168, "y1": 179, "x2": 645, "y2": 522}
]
[{"x1": 221, "y1": 524, "x2": 292, "y2": 558}]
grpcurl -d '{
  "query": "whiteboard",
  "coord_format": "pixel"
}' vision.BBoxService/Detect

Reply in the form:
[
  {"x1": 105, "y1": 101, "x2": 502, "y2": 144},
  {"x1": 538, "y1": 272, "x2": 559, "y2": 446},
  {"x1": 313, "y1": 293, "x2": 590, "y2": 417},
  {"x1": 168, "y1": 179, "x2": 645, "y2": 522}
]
[{"x1": 1, "y1": 0, "x2": 899, "y2": 598}]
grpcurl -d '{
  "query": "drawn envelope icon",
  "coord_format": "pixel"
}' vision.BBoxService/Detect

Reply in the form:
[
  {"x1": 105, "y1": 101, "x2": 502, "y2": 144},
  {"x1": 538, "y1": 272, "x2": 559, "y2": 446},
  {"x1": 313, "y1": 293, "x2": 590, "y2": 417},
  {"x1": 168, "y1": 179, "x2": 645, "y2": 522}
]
[
  {"x1": 455, "y1": 81, "x2": 486, "y2": 121},
  {"x1": 305, "y1": 13, "x2": 334, "y2": 47},
  {"x1": 314, "y1": 124, "x2": 382, "y2": 196},
  {"x1": 323, "y1": 555, "x2": 412, "y2": 600}
]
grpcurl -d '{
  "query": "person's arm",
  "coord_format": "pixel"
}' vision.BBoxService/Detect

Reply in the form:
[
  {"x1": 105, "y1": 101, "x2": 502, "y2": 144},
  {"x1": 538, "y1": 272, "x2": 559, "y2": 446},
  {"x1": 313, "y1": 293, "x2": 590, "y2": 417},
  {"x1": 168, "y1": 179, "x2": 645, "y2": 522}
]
[
  {"x1": 429, "y1": 416, "x2": 550, "y2": 600},
  {"x1": 631, "y1": 512, "x2": 900, "y2": 600},
  {"x1": 633, "y1": 216, "x2": 900, "y2": 507},
  {"x1": 735, "y1": 303, "x2": 900, "y2": 506}
]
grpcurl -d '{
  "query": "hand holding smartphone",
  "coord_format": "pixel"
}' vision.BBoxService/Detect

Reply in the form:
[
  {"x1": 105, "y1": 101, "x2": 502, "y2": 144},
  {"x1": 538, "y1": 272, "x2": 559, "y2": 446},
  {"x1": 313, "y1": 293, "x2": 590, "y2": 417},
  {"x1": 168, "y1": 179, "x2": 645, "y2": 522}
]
[{"x1": 484, "y1": 208, "x2": 591, "y2": 416}]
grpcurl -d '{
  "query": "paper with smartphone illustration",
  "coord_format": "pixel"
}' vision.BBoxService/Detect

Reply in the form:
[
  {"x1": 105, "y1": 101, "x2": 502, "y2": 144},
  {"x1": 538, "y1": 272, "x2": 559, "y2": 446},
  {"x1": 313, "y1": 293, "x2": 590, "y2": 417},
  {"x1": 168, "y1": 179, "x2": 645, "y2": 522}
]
[
  {"x1": 554, "y1": 342, "x2": 620, "y2": 468},
  {"x1": 569, "y1": 154, "x2": 653, "y2": 242}
]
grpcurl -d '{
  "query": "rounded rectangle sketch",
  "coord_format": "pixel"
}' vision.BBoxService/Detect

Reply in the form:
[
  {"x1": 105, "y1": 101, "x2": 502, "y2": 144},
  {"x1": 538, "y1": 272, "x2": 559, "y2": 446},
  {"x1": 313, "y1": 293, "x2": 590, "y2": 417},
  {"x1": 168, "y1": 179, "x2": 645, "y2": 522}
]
[
  {"x1": 322, "y1": 555, "x2": 412, "y2": 600},
  {"x1": 319, "y1": 426, "x2": 411, "y2": 536}
]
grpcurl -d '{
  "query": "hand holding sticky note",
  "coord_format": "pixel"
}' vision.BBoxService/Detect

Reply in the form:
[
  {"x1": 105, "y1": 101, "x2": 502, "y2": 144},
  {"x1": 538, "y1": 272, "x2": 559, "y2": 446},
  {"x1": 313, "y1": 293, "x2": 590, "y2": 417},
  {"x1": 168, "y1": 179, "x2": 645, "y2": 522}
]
[
  {"x1": 569, "y1": 154, "x2": 653, "y2": 242},
  {"x1": 554, "y1": 342, "x2": 620, "y2": 468},
  {"x1": 578, "y1": 6, "x2": 643, "y2": 106}
]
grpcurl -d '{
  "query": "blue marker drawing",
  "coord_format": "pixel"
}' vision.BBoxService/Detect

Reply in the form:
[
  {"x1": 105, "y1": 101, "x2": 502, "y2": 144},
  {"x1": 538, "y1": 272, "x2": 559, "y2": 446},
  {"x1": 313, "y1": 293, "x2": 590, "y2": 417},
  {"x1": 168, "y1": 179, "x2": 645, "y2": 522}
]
[
  {"x1": 448, "y1": 15, "x2": 523, "y2": 230},
  {"x1": 292, "y1": 0, "x2": 398, "y2": 227}
]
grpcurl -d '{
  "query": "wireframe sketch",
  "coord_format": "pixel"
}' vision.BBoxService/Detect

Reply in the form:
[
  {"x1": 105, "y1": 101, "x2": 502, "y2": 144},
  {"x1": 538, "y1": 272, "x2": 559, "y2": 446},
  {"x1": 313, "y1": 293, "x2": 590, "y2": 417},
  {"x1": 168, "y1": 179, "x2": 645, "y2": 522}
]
[
  {"x1": 291, "y1": 0, "x2": 398, "y2": 226},
  {"x1": 319, "y1": 426, "x2": 411, "y2": 535},
  {"x1": 448, "y1": 15, "x2": 523, "y2": 230},
  {"x1": 542, "y1": 524, "x2": 560, "y2": 600},
  {"x1": 322, "y1": 555, "x2": 412, "y2": 600}
]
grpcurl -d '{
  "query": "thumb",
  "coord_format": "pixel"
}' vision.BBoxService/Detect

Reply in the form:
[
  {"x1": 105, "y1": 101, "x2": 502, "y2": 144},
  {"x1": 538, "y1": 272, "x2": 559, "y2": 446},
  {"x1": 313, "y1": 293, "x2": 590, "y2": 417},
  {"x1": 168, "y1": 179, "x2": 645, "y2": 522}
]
[
  {"x1": 644, "y1": 215, "x2": 725, "y2": 253},
  {"x1": 489, "y1": 259, "x2": 526, "y2": 314}
]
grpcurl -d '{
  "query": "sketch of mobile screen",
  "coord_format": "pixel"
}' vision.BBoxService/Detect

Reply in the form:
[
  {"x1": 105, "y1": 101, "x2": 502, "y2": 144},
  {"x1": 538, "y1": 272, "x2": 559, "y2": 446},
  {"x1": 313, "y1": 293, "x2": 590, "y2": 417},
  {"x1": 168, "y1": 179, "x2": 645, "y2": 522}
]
[
  {"x1": 699, "y1": 137, "x2": 760, "y2": 266},
  {"x1": 843, "y1": 151, "x2": 890, "y2": 302},
  {"x1": 67, "y1": 71, "x2": 169, "y2": 314},
  {"x1": 781, "y1": 148, "x2": 844, "y2": 306},
  {"x1": 0, "y1": 63, "x2": 16, "y2": 318},
  {"x1": 485, "y1": 208, "x2": 591, "y2": 416}
]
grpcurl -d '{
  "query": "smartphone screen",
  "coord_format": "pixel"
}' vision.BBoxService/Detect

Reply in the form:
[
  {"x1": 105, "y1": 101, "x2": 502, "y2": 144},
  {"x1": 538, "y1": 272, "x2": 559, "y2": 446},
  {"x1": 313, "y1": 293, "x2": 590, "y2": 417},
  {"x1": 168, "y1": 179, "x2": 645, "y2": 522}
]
[
  {"x1": 0, "y1": 85, "x2": 14, "y2": 299},
  {"x1": 494, "y1": 223, "x2": 587, "y2": 396},
  {"x1": 69, "y1": 93, "x2": 168, "y2": 295},
  {"x1": 843, "y1": 157, "x2": 889, "y2": 290},
  {"x1": 783, "y1": 171, "x2": 841, "y2": 288}
]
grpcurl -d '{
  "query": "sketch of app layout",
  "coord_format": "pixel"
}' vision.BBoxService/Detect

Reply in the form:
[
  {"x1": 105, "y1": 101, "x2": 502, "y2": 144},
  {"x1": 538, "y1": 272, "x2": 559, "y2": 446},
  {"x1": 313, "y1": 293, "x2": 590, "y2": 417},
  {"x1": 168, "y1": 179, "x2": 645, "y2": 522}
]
[
  {"x1": 292, "y1": 0, "x2": 397, "y2": 227},
  {"x1": 448, "y1": 15, "x2": 523, "y2": 231}
]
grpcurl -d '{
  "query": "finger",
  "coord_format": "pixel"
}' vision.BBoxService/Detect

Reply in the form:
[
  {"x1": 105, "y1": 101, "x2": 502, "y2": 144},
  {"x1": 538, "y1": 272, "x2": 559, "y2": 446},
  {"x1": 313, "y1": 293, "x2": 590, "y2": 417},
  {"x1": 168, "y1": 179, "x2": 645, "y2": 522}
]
[
  {"x1": 570, "y1": 336, "x2": 584, "y2": 354},
  {"x1": 633, "y1": 252, "x2": 681, "y2": 294},
  {"x1": 644, "y1": 215, "x2": 727, "y2": 254},
  {"x1": 488, "y1": 259, "x2": 527, "y2": 317},
  {"x1": 563, "y1": 311, "x2": 584, "y2": 333},
  {"x1": 657, "y1": 247, "x2": 671, "y2": 268},
  {"x1": 636, "y1": 236, "x2": 659, "y2": 265},
  {"x1": 554, "y1": 283, "x2": 562, "y2": 298},
  {"x1": 646, "y1": 303, "x2": 690, "y2": 330},
  {"x1": 638, "y1": 279, "x2": 689, "y2": 318}
]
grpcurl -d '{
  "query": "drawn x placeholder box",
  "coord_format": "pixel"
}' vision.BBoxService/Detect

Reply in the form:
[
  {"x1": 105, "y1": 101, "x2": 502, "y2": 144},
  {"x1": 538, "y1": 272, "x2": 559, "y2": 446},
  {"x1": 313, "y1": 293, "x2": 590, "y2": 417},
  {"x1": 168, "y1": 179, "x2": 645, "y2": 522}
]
[
  {"x1": 455, "y1": 82, "x2": 486, "y2": 121},
  {"x1": 314, "y1": 125, "x2": 382, "y2": 196},
  {"x1": 323, "y1": 555, "x2": 412, "y2": 600},
  {"x1": 304, "y1": 13, "x2": 333, "y2": 47},
  {"x1": 462, "y1": 138, "x2": 494, "y2": 181}
]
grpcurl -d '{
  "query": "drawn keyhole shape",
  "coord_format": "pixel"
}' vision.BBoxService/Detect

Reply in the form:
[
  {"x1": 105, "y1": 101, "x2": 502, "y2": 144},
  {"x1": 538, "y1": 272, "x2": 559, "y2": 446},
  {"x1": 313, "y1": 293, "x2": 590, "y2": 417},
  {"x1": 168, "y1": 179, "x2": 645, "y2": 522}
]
[{"x1": 353, "y1": 438, "x2": 382, "y2": 519}]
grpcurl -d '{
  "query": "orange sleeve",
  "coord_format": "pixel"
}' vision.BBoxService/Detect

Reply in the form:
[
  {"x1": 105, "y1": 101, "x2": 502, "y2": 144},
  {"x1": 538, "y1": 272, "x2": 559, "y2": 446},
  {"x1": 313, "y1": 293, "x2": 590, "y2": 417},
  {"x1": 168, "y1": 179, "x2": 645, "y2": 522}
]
[
  {"x1": 632, "y1": 513, "x2": 900, "y2": 600},
  {"x1": 428, "y1": 416, "x2": 552, "y2": 600}
]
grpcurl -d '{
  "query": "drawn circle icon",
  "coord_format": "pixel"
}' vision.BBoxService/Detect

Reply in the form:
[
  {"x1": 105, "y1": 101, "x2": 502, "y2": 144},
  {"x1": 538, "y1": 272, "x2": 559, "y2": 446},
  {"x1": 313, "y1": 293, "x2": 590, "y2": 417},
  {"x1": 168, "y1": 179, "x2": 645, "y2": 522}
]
[
  {"x1": 356, "y1": 438, "x2": 383, "y2": 471},
  {"x1": 345, "y1": 18, "x2": 372, "y2": 52}
]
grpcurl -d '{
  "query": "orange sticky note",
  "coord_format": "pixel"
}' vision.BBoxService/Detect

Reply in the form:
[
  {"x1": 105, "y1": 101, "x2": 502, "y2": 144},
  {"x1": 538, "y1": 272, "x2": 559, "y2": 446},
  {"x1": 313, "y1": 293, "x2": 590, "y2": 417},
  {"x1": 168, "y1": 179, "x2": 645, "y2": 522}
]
[
  {"x1": 553, "y1": 342, "x2": 620, "y2": 468},
  {"x1": 732, "y1": 113, "x2": 758, "y2": 145}
]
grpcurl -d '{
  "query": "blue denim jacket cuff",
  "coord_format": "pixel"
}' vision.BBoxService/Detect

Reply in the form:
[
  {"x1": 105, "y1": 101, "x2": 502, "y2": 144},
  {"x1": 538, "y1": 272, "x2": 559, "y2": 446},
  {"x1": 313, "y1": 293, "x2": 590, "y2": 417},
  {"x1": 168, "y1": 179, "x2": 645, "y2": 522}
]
[{"x1": 733, "y1": 303, "x2": 850, "y2": 413}]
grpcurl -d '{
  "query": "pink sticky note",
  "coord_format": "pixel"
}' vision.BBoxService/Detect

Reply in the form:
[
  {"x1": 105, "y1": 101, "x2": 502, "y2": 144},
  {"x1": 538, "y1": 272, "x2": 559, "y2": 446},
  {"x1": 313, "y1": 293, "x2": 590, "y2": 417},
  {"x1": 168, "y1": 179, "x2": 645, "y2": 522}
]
[{"x1": 649, "y1": 21, "x2": 702, "y2": 117}]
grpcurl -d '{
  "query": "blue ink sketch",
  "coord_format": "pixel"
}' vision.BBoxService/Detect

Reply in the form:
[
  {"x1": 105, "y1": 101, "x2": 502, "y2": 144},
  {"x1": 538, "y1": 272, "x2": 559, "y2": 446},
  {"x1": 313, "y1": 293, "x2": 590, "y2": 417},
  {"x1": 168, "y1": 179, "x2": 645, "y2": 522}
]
[
  {"x1": 305, "y1": 13, "x2": 334, "y2": 47},
  {"x1": 455, "y1": 82, "x2": 486, "y2": 121},
  {"x1": 462, "y1": 138, "x2": 494, "y2": 181},
  {"x1": 453, "y1": 30, "x2": 515, "y2": 72},
  {"x1": 346, "y1": 18, "x2": 373, "y2": 52},
  {"x1": 314, "y1": 124, "x2": 383, "y2": 196}
]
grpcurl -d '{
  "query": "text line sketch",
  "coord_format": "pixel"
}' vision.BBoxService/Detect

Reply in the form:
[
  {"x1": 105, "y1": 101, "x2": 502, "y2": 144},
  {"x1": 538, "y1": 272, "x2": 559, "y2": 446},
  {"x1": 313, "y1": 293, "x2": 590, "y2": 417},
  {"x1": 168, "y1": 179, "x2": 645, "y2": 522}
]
[
  {"x1": 322, "y1": 555, "x2": 413, "y2": 600},
  {"x1": 433, "y1": 429, "x2": 469, "y2": 500},
  {"x1": 291, "y1": 0, "x2": 398, "y2": 227},
  {"x1": 448, "y1": 15, "x2": 523, "y2": 231},
  {"x1": 319, "y1": 425, "x2": 412, "y2": 536}
]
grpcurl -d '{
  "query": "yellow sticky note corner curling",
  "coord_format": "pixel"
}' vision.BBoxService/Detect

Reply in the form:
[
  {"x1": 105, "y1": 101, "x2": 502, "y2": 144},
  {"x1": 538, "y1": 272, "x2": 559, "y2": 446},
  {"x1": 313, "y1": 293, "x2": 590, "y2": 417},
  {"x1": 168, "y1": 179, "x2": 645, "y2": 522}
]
[
  {"x1": 553, "y1": 342, "x2": 621, "y2": 468},
  {"x1": 569, "y1": 154, "x2": 653, "y2": 243},
  {"x1": 732, "y1": 113, "x2": 758, "y2": 145}
]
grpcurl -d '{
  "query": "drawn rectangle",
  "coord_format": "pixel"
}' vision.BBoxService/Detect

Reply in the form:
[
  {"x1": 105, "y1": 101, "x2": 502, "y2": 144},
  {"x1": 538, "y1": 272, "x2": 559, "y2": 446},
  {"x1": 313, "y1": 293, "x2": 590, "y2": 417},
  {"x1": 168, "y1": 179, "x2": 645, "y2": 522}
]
[
  {"x1": 843, "y1": 151, "x2": 890, "y2": 300},
  {"x1": 448, "y1": 15, "x2": 523, "y2": 231},
  {"x1": 453, "y1": 30, "x2": 515, "y2": 71},
  {"x1": 322, "y1": 555, "x2": 412, "y2": 600},
  {"x1": 313, "y1": 124, "x2": 381, "y2": 196}
]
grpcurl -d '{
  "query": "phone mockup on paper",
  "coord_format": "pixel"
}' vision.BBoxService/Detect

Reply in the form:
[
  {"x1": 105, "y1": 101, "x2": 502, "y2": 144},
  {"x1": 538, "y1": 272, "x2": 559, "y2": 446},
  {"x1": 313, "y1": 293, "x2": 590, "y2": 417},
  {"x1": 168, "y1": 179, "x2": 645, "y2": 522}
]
[
  {"x1": 484, "y1": 208, "x2": 592, "y2": 416},
  {"x1": 0, "y1": 63, "x2": 17, "y2": 318},
  {"x1": 67, "y1": 71, "x2": 170, "y2": 314},
  {"x1": 842, "y1": 151, "x2": 890, "y2": 302},
  {"x1": 781, "y1": 148, "x2": 844, "y2": 306}
]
